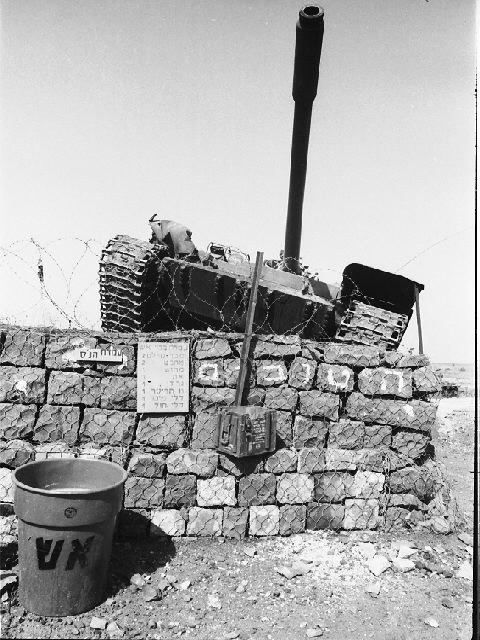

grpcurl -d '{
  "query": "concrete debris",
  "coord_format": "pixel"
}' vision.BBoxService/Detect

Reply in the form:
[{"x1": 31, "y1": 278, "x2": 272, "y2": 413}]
[
  {"x1": 0, "y1": 572, "x2": 18, "y2": 595},
  {"x1": 236, "y1": 580, "x2": 248, "y2": 593},
  {"x1": 397, "y1": 545, "x2": 418, "y2": 559},
  {"x1": 458, "y1": 532, "x2": 473, "y2": 546},
  {"x1": 356, "y1": 542, "x2": 376, "y2": 559},
  {"x1": 243, "y1": 547, "x2": 256, "y2": 557},
  {"x1": 178, "y1": 579, "x2": 191, "y2": 590},
  {"x1": 299, "y1": 547, "x2": 330, "y2": 564},
  {"x1": 455, "y1": 561, "x2": 473, "y2": 581},
  {"x1": 207, "y1": 593, "x2": 222, "y2": 609},
  {"x1": 224, "y1": 632, "x2": 240, "y2": 639},
  {"x1": 130, "y1": 574, "x2": 146, "y2": 588},
  {"x1": 392, "y1": 558, "x2": 415, "y2": 573},
  {"x1": 276, "y1": 562, "x2": 311, "y2": 580},
  {"x1": 157, "y1": 578, "x2": 171, "y2": 592},
  {"x1": 365, "y1": 582, "x2": 381, "y2": 597},
  {"x1": 367, "y1": 555, "x2": 390, "y2": 576},
  {"x1": 142, "y1": 584, "x2": 160, "y2": 601},
  {"x1": 441, "y1": 598, "x2": 454, "y2": 608},
  {"x1": 423, "y1": 617, "x2": 439, "y2": 628},
  {"x1": 90, "y1": 616, "x2": 107, "y2": 630},
  {"x1": 306, "y1": 628, "x2": 324, "y2": 637}
]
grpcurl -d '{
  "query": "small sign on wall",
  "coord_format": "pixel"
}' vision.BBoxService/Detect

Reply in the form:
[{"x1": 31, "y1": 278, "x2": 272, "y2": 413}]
[
  {"x1": 137, "y1": 341, "x2": 190, "y2": 413},
  {"x1": 71, "y1": 348, "x2": 124, "y2": 363}
]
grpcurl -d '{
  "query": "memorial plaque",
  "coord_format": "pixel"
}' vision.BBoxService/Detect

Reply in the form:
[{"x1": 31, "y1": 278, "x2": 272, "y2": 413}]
[{"x1": 137, "y1": 341, "x2": 190, "y2": 413}]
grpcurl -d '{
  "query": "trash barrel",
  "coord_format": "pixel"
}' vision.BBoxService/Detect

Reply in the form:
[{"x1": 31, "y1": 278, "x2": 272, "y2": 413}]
[{"x1": 13, "y1": 458, "x2": 128, "y2": 616}]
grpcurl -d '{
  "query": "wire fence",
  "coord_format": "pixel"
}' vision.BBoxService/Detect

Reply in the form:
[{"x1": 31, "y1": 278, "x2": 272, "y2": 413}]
[{"x1": 0, "y1": 235, "x2": 459, "y2": 541}]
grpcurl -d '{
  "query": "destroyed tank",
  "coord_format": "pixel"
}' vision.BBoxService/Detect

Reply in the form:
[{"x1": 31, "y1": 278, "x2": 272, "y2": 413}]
[{"x1": 99, "y1": 5, "x2": 423, "y2": 350}]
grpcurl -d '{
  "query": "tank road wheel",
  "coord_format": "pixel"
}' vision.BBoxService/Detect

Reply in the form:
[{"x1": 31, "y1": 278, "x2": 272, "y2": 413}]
[{"x1": 99, "y1": 235, "x2": 169, "y2": 332}]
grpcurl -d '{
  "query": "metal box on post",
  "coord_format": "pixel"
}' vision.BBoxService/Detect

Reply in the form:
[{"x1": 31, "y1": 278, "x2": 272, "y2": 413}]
[{"x1": 217, "y1": 407, "x2": 277, "y2": 458}]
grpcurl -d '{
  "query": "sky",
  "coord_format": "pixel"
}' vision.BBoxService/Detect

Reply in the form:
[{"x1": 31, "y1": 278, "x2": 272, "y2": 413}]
[{"x1": 0, "y1": 0, "x2": 476, "y2": 362}]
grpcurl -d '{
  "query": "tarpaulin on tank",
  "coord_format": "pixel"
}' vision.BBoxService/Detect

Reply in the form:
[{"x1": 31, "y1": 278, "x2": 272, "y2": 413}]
[{"x1": 340, "y1": 263, "x2": 423, "y2": 316}]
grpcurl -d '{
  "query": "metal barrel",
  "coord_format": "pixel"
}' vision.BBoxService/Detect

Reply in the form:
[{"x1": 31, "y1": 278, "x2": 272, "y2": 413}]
[
  {"x1": 13, "y1": 458, "x2": 128, "y2": 616},
  {"x1": 283, "y1": 5, "x2": 324, "y2": 274}
]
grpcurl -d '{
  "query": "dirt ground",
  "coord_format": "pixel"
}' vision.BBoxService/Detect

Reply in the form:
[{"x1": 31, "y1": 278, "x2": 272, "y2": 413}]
[{"x1": 1, "y1": 364, "x2": 475, "y2": 640}]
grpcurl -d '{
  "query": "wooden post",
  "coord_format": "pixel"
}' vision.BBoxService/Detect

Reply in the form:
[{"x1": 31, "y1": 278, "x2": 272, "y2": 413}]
[
  {"x1": 235, "y1": 252, "x2": 264, "y2": 406},
  {"x1": 414, "y1": 285, "x2": 424, "y2": 355}
]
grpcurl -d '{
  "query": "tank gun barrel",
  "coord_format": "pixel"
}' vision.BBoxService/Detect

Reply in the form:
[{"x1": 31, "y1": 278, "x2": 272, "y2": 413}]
[{"x1": 283, "y1": 5, "x2": 324, "y2": 274}]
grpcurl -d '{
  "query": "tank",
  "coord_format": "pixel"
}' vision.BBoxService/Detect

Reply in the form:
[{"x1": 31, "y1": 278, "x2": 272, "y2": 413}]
[{"x1": 98, "y1": 5, "x2": 423, "y2": 350}]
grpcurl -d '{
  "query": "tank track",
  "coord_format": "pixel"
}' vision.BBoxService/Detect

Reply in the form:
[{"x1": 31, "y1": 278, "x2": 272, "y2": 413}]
[
  {"x1": 99, "y1": 235, "x2": 165, "y2": 333},
  {"x1": 335, "y1": 300, "x2": 409, "y2": 350}
]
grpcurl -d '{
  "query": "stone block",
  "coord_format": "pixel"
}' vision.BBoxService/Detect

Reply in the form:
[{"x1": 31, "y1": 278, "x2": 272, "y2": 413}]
[
  {"x1": 264, "y1": 386, "x2": 298, "y2": 411},
  {"x1": 0, "y1": 366, "x2": 46, "y2": 403},
  {"x1": 0, "y1": 329, "x2": 45, "y2": 367},
  {"x1": 293, "y1": 416, "x2": 328, "y2": 449},
  {"x1": 223, "y1": 507, "x2": 248, "y2": 539},
  {"x1": 223, "y1": 359, "x2": 255, "y2": 388},
  {"x1": 82, "y1": 375, "x2": 103, "y2": 407},
  {"x1": 346, "y1": 471, "x2": 385, "y2": 499},
  {"x1": 192, "y1": 387, "x2": 235, "y2": 412},
  {"x1": 218, "y1": 454, "x2": 264, "y2": 477},
  {"x1": 96, "y1": 343, "x2": 135, "y2": 376},
  {"x1": 279, "y1": 505, "x2": 306, "y2": 536},
  {"x1": 164, "y1": 474, "x2": 197, "y2": 507},
  {"x1": 386, "y1": 493, "x2": 427, "y2": 510},
  {"x1": 343, "y1": 499, "x2": 380, "y2": 530},
  {"x1": 150, "y1": 509, "x2": 187, "y2": 536},
  {"x1": 306, "y1": 503, "x2": 344, "y2": 530},
  {"x1": 34, "y1": 442, "x2": 76, "y2": 460},
  {"x1": 0, "y1": 439, "x2": 35, "y2": 467},
  {"x1": 297, "y1": 447, "x2": 325, "y2": 473},
  {"x1": 33, "y1": 405, "x2": 80, "y2": 444},
  {"x1": 195, "y1": 338, "x2": 231, "y2": 359},
  {"x1": 288, "y1": 357, "x2": 317, "y2": 390},
  {"x1": 0, "y1": 468, "x2": 14, "y2": 503},
  {"x1": 324, "y1": 344, "x2": 381, "y2": 367},
  {"x1": 313, "y1": 472, "x2": 354, "y2": 502},
  {"x1": 248, "y1": 505, "x2": 280, "y2": 536},
  {"x1": 384, "y1": 507, "x2": 412, "y2": 531},
  {"x1": 413, "y1": 367, "x2": 442, "y2": 393},
  {"x1": 276, "y1": 473, "x2": 314, "y2": 504},
  {"x1": 100, "y1": 377, "x2": 137, "y2": 410},
  {"x1": 79, "y1": 408, "x2": 135, "y2": 447},
  {"x1": 389, "y1": 465, "x2": 440, "y2": 502},
  {"x1": 264, "y1": 449, "x2": 297, "y2": 474},
  {"x1": 187, "y1": 507, "x2": 223, "y2": 536},
  {"x1": 256, "y1": 360, "x2": 288, "y2": 387},
  {"x1": 251, "y1": 337, "x2": 301, "y2": 359},
  {"x1": 363, "y1": 424, "x2": 392, "y2": 448},
  {"x1": 136, "y1": 415, "x2": 187, "y2": 449},
  {"x1": 391, "y1": 430, "x2": 430, "y2": 459},
  {"x1": 345, "y1": 393, "x2": 436, "y2": 431},
  {"x1": 328, "y1": 420, "x2": 365, "y2": 450},
  {"x1": 316, "y1": 363, "x2": 354, "y2": 393},
  {"x1": 47, "y1": 371, "x2": 84, "y2": 405},
  {"x1": 298, "y1": 391, "x2": 339, "y2": 420},
  {"x1": 324, "y1": 448, "x2": 358, "y2": 471},
  {"x1": 44, "y1": 334, "x2": 97, "y2": 370},
  {"x1": 197, "y1": 476, "x2": 236, "y2": 506},
  {"x1": 382, "y1": 353, "x2": 430, "y2": 368},
  {"x1": 128, "y1": 452, "x2": 167, "y2": 477},
  {"x1": 0, "y1": 403, "x2": 36, "y2": 439},
  {"x1": 275, "y1": 411, "x2": 293, "y2": 448},
  {"x1": 0, "y1": 514, "x2": 17, "y2": 544},
  {"x1": 193, "y1": 360, "x2": 225, "y2": 387},
  {"x1": 124, "y1": 477, "x2": 164, "y2": 508},
  {"x1": 191, "y1": 413, "x2": 219, "y2": 449},
  {"x1": 352, "y1": 448, "x2": 392, "y2": 472},
  {"x1": 238, "y1": 474, "x2": 276, "y2": 506},
  {"x1": 167, "y1": 448, "x2": 218, "y2": 477},
  {"x1": 117, "y1": 509, "x2": 150, "y2": 538},
  {"x1": 358, "y1": 368, "x2": 412, "y2": 398},
  {"x1": 77, "y1": 443, "x2": 125, "y2": 464}
]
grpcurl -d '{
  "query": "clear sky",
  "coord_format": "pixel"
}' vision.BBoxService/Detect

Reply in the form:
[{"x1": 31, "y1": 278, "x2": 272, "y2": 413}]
[{"x1": 0, "y1": 0, "x2": 475, "y2": 362}]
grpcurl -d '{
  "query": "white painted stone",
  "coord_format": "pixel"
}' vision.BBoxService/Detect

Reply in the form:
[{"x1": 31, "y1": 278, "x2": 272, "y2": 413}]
[
  {"x1": 276, "y1": 474, "x2": 314, "y2": 504},
  {"x1": 150, "y1": 509, "x2": 186, "y2": 536}
]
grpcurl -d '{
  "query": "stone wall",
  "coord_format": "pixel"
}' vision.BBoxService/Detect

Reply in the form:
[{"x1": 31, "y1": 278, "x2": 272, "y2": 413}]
[{"x1": 0, "y1": 325, "x2": 457, "y2": 541}]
